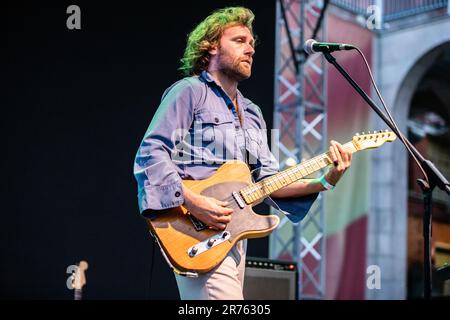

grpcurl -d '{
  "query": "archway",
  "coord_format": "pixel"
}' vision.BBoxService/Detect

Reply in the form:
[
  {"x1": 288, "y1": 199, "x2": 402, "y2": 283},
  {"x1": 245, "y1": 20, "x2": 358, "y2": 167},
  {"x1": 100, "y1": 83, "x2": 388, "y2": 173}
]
[{"x1": 367, "y1": 26, "x2": 450, "y2": 299}]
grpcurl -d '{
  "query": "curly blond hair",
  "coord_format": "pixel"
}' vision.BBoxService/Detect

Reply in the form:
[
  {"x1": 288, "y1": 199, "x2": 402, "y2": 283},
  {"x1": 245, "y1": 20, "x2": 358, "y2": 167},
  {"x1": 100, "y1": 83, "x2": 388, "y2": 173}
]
[{"x1": 179, "y1": 7, "x2": 255, "y2": 76}]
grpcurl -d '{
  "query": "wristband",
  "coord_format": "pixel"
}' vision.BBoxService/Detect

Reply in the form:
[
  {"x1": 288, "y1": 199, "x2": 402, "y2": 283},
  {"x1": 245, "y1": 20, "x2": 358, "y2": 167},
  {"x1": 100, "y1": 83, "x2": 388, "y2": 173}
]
[{"x1": 319, "y1": 175, "x2": 335, "y2": 191}]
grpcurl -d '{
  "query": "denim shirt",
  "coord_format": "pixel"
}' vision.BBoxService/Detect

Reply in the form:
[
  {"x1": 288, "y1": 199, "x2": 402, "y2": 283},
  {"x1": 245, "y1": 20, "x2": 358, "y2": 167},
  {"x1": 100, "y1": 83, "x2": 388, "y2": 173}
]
[{"x1": 133, "y1": 71, "x2": 318, "y2": 223}]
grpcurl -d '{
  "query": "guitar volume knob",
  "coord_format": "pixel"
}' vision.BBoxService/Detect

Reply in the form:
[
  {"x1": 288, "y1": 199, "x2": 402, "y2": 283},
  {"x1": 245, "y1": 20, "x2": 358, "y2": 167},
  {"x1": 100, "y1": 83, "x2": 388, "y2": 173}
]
[
  {"x1": 189, "y1": 246, "x2": 198, "y2": 257},
  {"x1": 207, "y1": 238, "x2": 216, "y2": 247}
]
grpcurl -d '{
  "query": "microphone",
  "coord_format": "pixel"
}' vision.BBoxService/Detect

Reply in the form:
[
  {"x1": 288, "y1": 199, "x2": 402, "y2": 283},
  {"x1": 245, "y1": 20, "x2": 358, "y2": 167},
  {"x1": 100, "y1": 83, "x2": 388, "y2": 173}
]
[{"x1": 303, "y1": 39, "x2": 355, "y2": 54}]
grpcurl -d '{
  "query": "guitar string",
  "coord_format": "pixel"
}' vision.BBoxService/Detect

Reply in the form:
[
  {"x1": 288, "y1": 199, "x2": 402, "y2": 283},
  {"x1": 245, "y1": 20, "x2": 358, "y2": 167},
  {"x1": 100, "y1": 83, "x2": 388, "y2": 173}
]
[{"x1": 212, "y1": 142, "x2": 361, "y2": 208}]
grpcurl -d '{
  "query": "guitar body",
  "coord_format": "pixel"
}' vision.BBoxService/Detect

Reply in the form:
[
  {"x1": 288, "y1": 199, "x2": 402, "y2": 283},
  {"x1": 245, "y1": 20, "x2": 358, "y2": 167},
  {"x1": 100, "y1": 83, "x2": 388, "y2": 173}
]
[
  {"x1": 146, "y1": 160, "x2": 280, "y2": 274},
  {"x1": 145, "y1": 131, "x2": 397, "y2": 275}
]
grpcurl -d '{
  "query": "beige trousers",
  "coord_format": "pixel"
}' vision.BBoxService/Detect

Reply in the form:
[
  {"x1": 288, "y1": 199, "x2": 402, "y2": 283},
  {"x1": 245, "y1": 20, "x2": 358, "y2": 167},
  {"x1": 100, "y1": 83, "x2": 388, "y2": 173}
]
[{"x1": 175, "y1": 240, "x2": 247, "y2": 300}]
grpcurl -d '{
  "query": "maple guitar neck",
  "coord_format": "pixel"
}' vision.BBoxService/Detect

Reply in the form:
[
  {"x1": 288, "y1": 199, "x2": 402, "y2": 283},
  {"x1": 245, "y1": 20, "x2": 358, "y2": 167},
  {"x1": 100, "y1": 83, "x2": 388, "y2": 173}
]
[
  {"x1": 239, "y1": 141, "x2": 357, "y2": 205},
  {"x1": 72, "y1": 260, "x2": 88, "y2": 300}
]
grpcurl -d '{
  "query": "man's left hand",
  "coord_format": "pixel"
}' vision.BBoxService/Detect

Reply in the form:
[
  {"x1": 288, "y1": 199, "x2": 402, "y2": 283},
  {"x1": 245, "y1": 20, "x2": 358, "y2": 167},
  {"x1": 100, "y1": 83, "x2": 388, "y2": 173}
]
[{"x1": 325, "y1": 140, "x2": 352, "y2": 186}]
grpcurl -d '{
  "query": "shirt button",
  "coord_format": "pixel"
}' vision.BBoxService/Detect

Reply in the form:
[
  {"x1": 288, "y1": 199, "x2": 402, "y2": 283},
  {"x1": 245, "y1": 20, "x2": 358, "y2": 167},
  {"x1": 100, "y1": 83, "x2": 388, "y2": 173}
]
[
  {"x1": 178, "y1": 151, "x2": 183, "y2": 157},
  {"x1": 214, "y1": 117, "x2": 219, "y2": 123},
  {"x1": 175, "y1": 191, "x2": 181, "y2": 197}
]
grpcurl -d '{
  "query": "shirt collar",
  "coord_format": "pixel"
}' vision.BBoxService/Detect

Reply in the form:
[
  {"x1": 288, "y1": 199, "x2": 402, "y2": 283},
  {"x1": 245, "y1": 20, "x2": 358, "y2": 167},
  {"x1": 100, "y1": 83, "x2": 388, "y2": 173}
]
[
  {"x1": 200, "y1": 70, "x2": 216, "y2": 84},
  {"x1": 199, "y1": 71, "x2": 248, "y2": 111}
]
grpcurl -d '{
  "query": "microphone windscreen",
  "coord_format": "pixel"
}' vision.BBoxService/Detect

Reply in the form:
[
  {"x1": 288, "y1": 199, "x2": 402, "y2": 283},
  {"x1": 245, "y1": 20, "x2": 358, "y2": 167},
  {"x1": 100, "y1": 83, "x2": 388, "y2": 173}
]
[{"x1": 303, "y1": 39, "x2": 317, "y2": 55}]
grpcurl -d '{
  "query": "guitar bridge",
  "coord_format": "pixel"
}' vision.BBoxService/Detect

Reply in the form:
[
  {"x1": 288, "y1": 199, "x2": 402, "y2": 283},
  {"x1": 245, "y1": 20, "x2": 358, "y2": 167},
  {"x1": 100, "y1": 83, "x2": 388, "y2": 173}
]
[{"x1": 188, "y1": 214, "x2": 208, "y2": 231}]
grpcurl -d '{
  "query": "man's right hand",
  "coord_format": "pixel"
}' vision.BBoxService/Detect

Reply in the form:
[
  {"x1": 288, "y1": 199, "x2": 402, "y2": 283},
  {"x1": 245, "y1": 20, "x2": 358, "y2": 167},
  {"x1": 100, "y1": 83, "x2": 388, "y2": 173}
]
[{"x1": 182, "y1": 184, "x2": 233, "y2": 230}]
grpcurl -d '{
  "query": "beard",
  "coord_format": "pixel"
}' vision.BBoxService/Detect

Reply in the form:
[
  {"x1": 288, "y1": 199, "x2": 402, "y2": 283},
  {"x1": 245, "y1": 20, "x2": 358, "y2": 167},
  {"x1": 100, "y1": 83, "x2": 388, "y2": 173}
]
[{"x1": 218, "y1": 52, "x2": 252, "y2": 82}]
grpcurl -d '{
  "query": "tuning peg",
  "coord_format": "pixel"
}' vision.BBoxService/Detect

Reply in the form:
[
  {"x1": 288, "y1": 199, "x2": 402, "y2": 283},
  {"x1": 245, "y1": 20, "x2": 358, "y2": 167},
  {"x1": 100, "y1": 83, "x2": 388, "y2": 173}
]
[
  {"x1": 362, "y1": 131, "x2": 365, "y2": 135},
  {"x1": 355, "y1": 132, "x2": 360, "y2": 136}
]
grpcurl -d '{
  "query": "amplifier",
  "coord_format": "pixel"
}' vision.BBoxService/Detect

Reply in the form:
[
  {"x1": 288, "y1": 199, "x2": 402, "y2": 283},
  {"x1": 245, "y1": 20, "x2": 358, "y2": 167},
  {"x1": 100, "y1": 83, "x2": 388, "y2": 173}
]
[{"x1": 243, "y1": 256, "x2": 298, "y2": 300}]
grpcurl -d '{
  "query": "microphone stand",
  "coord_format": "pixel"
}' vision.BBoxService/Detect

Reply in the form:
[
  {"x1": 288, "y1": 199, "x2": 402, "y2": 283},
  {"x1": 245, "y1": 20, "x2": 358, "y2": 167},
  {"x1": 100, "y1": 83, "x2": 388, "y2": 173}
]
[{"x1": 321, "y1": 50, "x2": 450, "y2": 300}]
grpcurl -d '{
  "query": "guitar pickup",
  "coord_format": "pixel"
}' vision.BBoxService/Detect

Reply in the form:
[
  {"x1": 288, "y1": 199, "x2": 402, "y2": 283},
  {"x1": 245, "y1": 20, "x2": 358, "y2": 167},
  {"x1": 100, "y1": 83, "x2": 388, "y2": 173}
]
[{"x1": 232, "y1": 191, "x2": 245, "y2": 209}]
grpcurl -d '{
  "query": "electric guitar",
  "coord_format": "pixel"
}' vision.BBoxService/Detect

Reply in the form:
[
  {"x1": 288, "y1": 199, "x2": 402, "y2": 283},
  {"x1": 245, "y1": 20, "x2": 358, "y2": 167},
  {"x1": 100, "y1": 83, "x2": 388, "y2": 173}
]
[
  {"x1": 71, "y1": 260, "x2": 88, "y2": 300},
  {"x1": 146, "y1": 131, "x2": 396, "y2": 275}
]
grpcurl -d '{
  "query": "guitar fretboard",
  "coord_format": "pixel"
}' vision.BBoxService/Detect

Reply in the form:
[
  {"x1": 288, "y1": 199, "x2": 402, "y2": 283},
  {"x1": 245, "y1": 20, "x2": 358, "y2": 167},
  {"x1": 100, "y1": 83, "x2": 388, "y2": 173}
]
[{"x1": 239, "y1": 141, "x2": 357, "y2": 204}]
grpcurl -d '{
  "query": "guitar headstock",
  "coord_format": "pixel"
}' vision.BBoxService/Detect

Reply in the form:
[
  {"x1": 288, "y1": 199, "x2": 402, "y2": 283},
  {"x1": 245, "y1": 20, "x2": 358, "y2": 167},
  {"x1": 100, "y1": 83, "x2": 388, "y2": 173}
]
[
  {"x1": 72, "y1": 260, "x2": 88, "y2": 290},
  {"x1": 352, "y1": 130, "x2": 397, "y2": 151}
]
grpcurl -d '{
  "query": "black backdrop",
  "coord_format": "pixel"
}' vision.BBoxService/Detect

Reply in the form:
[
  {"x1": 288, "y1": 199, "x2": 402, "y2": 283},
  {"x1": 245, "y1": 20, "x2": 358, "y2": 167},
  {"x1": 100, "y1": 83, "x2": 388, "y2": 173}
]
[{"x1": 4, "y1": 1, "x2": 276, "y2": 299}]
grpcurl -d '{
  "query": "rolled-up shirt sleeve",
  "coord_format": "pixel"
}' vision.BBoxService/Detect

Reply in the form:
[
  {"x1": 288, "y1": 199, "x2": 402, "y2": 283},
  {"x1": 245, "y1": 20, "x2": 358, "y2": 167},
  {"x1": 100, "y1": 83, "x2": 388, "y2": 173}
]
[
  {"x1": 133, "y1": 79, "x2": 197, "y2": 215},
  {"x1": 251, "y1": 111, "x2": 319, "y2": 223}
]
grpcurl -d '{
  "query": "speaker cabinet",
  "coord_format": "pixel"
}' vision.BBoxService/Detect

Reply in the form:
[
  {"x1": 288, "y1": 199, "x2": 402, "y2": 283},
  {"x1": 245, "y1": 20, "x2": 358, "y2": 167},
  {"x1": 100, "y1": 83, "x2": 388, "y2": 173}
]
[{"x1": 243, "y1": 257, "x2": 297, "y2": 300}]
